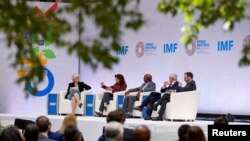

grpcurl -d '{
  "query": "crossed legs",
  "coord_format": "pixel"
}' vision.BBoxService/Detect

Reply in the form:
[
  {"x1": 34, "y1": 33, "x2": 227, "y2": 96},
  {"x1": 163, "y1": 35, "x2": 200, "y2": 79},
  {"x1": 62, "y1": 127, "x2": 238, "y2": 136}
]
[{"x1": 71, "y1": 93, "x2": 82, "y2": 114}]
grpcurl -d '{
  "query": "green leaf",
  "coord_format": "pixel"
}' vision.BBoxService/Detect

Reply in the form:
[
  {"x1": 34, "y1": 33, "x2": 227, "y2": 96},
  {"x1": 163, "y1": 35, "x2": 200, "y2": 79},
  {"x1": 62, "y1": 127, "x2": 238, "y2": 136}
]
[
  {"x1": 42, "y1": 49, "x2": 56, "y2": 59},
  {"x1": 45, "y1": 39, "x2": 53, "y2": 47},
  {"x1": 33, "y1": 46, "x2": 39, "y2": 55}
]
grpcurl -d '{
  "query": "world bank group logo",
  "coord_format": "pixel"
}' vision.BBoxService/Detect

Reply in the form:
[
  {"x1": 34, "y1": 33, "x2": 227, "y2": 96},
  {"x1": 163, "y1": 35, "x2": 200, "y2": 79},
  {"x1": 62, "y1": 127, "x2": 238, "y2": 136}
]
[
  {"x1": 185, "y1": 41, "x2": 196, "y2": 56},
  {"x1": 135, "y1": 41, "x2": 145, "y2": 58},
  {"x1": 243, "y1": 35, "x2": 250, "y2": 48},
  {"x1": 135, "y1": 42, "x2": 157, "y2": 58},
  {"x1": 16, "y1": 3, "x2": 58, "y2": 97},
  {"x1": 196, "y1": 40, "x2": 210, "y2": 53}
]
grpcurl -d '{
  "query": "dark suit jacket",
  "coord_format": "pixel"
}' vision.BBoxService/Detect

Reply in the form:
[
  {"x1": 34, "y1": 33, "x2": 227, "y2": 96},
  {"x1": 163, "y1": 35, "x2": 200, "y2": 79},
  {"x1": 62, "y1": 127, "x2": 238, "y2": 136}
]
[
  {"x1": 128, "y1": 81, "x2": 156, "y2": 93},
  {"x1": 39, "y1": 134, "x2": 55, "y2": 141},
  {"x1": 65, "y1": 82, "x2": 91, "y2": 99},
  {"x1": 160, "y1": 81, "x2": 179, "y2": 93},
  {"x1": 177, "y1": 80, "x2": 196, "y2": 92},
  {"x1": 98, "y1": 127, "x2": 135, "y2": 141}
]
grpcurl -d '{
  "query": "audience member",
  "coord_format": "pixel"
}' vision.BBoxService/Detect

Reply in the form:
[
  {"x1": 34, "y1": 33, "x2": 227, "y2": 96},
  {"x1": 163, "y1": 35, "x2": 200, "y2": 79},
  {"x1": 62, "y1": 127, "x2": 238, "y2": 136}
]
[
  {"x1": 98, "y1": 109, "x2": 135, "y2": 141},
  {"x1": 214, "y1": 116, "x2": 228, "y2": 125},
  {"x1": 134, "y1": 125, "x2": 151, "y2": 141},
  {"x1": 24, "y1": 124, "x2": 39, "y2": 141},
  {"x1": 105, "y1": 121, "x2": 124, "y2": 141},
  {"x1": 64, "y1": 125, "x2": 83, "y2": 141},
  {"x1": 187, "y1": 126, "x2": 206, "y2": 141},
  {"x1": 49, "y1": 114, "x2": 77, "y2": 141},
  {"x1": 178, "y1": 124, "x2": 190, "y2": 141},
  {"x1": 0, "y1": 126, "x2": 24, "y2": 141},
  {"x1": 123, "y1": 74, "x2": 156, "y2": 118},
  {"x1": 36, "y1": 116, "x2": 55, "y2": 141}
]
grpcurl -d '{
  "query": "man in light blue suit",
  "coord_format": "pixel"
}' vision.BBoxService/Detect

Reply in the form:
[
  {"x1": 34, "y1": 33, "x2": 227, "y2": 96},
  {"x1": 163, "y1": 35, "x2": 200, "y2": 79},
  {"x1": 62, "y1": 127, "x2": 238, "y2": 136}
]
[{"x1": 123, "y1": 74, "x2": 156, "y2": 118}]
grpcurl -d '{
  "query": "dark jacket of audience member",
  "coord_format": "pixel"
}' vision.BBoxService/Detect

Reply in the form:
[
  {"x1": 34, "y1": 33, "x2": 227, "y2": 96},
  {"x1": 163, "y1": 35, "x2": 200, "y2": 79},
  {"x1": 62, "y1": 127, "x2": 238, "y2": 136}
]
[{"x1": 98, "y1": 109, "x2": 135, "y2": 141}]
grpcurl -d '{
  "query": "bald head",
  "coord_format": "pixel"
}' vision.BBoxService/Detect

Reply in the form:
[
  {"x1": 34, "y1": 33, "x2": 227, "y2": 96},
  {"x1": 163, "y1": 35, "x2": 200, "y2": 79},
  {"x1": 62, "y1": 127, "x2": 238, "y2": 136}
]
[{"x1": 134, "y1": 125, "x2": 151, "y2": 141}]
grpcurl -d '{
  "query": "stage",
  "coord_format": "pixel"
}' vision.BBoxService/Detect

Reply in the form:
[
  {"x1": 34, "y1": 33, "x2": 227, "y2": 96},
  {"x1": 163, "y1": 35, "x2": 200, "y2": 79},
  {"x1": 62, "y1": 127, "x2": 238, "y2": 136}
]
[{"x1": 1, "y1": 114, "x2": 249, "y2": 141}]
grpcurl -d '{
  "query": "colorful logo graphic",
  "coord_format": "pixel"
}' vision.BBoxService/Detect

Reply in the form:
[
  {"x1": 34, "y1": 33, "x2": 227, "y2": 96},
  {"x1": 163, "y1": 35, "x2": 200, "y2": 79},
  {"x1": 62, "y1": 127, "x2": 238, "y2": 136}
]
[
  {"x1": 17, "y1": 3, "x2": 58, "y2": 96},
  {"x1": 185, "y1": 41, "x2": 196, "y2": 56},
  {"x1": 135, "y1": 42, "x2": 145, "y2": 58}
]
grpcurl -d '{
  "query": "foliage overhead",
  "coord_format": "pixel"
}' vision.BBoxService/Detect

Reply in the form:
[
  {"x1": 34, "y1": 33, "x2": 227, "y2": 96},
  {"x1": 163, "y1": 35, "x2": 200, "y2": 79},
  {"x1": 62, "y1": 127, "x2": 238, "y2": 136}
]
[
  {"x1": 0, "y1": 0, "x2": 144, "y2": 95},
  {"x1": 157, "y1": 0, "x2": 249, "y2": 65}
]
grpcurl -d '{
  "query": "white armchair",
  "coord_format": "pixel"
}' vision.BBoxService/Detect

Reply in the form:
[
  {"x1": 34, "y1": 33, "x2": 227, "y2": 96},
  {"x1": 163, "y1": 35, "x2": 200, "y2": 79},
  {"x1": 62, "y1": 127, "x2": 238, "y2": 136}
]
[
  {"x1": 165, "y1": 91, "x2": 200, "y2": 121},
  {"x1": 58, "y1": 89, "x2": 92, "y2": 115},
  {"x1": 131, "y1": 92, "x2": 152, "y2": 118},
  {"x1": 94, "y1": 91, "x2": 126, "y2": 116}
]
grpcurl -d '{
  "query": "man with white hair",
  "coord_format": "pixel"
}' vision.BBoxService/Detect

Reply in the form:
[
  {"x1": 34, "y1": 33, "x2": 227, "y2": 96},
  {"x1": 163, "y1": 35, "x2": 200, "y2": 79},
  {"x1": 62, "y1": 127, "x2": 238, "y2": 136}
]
[
  {"x1": 133, "y1": 73, "x2": 179, "y2": 120},
  {"x1": 105, "y1": 121, "x2": 124, "y2": 141}
]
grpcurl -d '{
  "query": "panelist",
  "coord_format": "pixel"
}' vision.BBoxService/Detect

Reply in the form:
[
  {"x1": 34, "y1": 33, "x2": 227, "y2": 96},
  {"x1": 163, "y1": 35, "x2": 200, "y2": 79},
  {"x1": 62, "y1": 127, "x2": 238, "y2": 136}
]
[
  {"x1": 123, "y1": 74, "x2": 156, "y2": 118},
  {"x1": 95, "y1": 74, "x2": 127, "y2": 116},
  {"x1": 133, "y1": 73, "x2": 179, "y2": 120},
  {"x1": 153, "y1": 72, "x2": 196, "y2": 121},
  {"x1": 65, "y1": 74, "x2": 91, "y2": 114}
]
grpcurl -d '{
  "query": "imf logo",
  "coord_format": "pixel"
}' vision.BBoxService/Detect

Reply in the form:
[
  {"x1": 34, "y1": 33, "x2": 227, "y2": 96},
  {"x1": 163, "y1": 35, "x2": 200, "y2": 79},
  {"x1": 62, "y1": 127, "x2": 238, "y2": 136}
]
[
  {"x1": 217, "y1": 40, "x2": 234, "y2": 51},
  {"x1": 116, "y1": 46, "x2": 129, "y2": 55},
  {"x1": 87, "y1": 104, "x2": 93, "y2": 107},
  {"x1": 163, "y1": 43, "x2": 178, "y2": 53},
  {"x1": 50, "y1": 102, "x2": 56, "y2": 106}
]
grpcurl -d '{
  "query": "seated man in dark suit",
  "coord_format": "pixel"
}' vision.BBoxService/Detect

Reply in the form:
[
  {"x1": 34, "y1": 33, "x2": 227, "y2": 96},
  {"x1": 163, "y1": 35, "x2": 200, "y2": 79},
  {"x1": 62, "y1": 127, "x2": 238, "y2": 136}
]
[
  {"x1": 133, "y1": 73, "x2": 179, "y2": 120},
  {"x1": 98, "y1": 109, "x2": 135, "y2": 141},
  {"x1": 153, "y1": 72, "x2": 197, "y2": 121},
  {"x1": 122, "y1": 74, "x2": 156, "y2": 118}
]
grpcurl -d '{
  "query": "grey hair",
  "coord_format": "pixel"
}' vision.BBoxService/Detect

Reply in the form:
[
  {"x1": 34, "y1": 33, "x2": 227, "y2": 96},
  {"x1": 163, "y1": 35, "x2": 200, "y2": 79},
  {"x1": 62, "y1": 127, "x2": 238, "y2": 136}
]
[
  {"x1": 169, "y1": 73, "x2": 177, "y2": 80},
  {"x1": 72, "y1": 74, "x2": 79, "y2": 81},
  {"x1": 105, "y1": 121, "x2": 124, "y2": 141}
]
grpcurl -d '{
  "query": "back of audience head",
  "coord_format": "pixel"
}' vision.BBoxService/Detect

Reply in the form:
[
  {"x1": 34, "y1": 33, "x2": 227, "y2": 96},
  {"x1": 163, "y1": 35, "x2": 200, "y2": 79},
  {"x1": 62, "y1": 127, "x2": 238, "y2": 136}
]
[
  {"x1": 24, "y1": 124, "x2": 39, "y2": 141},
  {"x1": 178, "y1": 124, "x2": 190, "y2": 141},
  {"x1": 105, "y1": 121, "x2": 124, "y2": 141},
  {"x1": 187, "y1": 126, "x2": 206, "y2": 141},
  {"x1": 106, "y1": 109, "x2": 126, "y2": 124},
  {"x1": 59, "y1": 114, "x2": 77, "y2": 134},
  {"x1": 214, "y1": 116, "x2": 228, "y2": 125},
  {"x1": 0, "y1": 126, "x2": 24, "y2": 141},
  {"x1": 134, "y1": 125, "x2": 151, "y2": 141},
  {"x1": 36, "y1": 116, "x2": 50, "y2": 133},
  {"x1": 64, "y1": 125, "x2": 83, "y2": 141}
]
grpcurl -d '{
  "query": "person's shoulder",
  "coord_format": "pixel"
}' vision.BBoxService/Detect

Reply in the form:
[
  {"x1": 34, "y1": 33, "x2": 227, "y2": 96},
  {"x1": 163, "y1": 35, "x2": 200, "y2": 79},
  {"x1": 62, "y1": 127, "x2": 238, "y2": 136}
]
[{"x1": 150, "y1": 81, "x2": 156, "y2": 85}]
